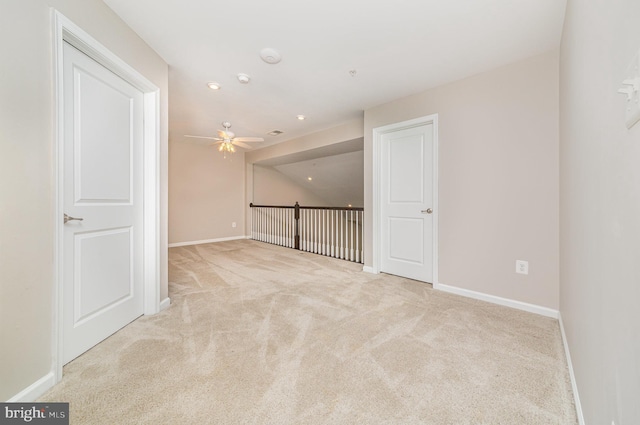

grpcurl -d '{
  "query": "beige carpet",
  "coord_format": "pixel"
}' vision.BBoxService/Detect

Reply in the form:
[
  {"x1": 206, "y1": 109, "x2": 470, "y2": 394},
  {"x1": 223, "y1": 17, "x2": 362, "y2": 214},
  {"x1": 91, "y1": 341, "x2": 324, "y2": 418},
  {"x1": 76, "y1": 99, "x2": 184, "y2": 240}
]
[{"x1": 40, "y1": 239, "x2": 577, "y2": 424}]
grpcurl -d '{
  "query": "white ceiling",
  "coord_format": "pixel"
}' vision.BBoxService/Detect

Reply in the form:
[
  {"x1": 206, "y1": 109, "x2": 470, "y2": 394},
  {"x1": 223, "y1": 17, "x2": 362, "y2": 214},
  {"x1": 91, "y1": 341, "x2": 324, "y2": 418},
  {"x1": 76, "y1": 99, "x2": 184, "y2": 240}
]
[
  {"x1": 272, "y1": 149, "x2": 364, "y2": 207},
  {"x1": 103, "y1": 0, "x2": 566, "y2": 148}
]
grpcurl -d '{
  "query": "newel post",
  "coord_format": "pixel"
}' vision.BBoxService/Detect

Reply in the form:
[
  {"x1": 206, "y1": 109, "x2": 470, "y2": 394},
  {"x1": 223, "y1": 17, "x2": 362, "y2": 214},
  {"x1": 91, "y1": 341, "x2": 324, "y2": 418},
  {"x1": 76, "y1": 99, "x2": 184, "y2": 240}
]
[{"x1": 294, "y1": 201, "x2": 300, "y2": 250}]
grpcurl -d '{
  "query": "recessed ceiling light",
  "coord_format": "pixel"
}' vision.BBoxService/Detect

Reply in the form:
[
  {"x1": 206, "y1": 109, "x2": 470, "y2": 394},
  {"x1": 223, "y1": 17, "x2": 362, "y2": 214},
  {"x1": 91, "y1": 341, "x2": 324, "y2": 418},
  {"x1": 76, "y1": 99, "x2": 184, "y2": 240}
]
[
  {"x1": 237, "y1": 73, "x2": 250, "y2": 84},
  {"x1": 307, "y1": 177, "x2": 312, "y2": 181},
  {"x1": 267, "y1": 130, "x2": 283, "y2": 136},
  {"x1": 296, "y1": 115, "x2": 306, "y2": 121},
  {"x1": 207, "y1": 82, "x2": 221, "y2": 90}
]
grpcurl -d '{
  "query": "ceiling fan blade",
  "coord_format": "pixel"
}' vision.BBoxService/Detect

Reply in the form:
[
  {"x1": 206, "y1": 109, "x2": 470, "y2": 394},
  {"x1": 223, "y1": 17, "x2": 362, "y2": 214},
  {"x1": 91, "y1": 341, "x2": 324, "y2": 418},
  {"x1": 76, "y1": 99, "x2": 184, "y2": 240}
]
[
  {"x1": 213, "y1": 141, "x2": 224, "y2": 145},
  {"x1": 217, "y1": 130, "x2": 235, "y2": 139},
  {"x1": 233, "y1": 137, "x2": 264, "y2": 142},
  {"x1": 233, "y1": 141, "x2": 253, "y2": 150},
  {"x1": 185, "y1": 135, "x2": 220, "y2": 140}
]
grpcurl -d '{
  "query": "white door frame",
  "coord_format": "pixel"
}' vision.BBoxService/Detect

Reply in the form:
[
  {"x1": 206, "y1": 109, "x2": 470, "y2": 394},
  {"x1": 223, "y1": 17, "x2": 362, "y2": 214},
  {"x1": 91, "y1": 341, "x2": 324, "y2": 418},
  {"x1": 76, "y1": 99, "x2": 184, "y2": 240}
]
[
  {"x1": 51, "y1": 10, "x2": 161, "y2": 382},
  {"x1": 372, "y1": 114, "x2": 439, "y2": 285}
]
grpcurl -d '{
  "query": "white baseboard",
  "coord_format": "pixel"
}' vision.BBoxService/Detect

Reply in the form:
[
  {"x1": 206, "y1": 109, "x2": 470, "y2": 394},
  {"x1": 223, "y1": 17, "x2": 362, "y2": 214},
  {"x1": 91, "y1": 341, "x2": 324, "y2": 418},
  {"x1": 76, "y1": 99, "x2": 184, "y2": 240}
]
[
  {"x1": 168, "y1": 235, "x2": 248, "y2": 248},
  {"x1": 434, "y1": 283, "x2": 559, "y2": 318},
  {"x1": 8, "y1": 371, "x2": 55, "y2": 402},
  {"x1": 559, "y1": 313, "x2": 585, "y2": 425},
  {"x1": 159, "y1": 297, "x2": 171, "y2": 311},
  {"x1": 362, "y1": 266, "x2": 376, "y2": 274}
]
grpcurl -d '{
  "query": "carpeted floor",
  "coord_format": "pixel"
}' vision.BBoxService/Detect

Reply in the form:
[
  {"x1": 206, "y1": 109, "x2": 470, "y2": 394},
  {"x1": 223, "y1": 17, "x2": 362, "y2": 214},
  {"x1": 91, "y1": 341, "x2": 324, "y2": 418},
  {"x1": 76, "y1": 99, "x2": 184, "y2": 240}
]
[{"x1": 40, "y1": 239, "x2": 577, "y2": 424}]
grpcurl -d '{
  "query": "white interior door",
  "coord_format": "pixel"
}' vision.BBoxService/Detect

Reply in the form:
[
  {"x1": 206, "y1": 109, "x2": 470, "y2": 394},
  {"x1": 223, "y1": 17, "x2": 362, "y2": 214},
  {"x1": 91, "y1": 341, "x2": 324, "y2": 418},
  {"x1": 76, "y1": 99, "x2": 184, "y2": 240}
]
[
  {"x1": 380, "y1": 123, "x2": 435, "y2": 282},
  {"x1": 63, "y1": 42, "x2": 144, "y2": 364}
]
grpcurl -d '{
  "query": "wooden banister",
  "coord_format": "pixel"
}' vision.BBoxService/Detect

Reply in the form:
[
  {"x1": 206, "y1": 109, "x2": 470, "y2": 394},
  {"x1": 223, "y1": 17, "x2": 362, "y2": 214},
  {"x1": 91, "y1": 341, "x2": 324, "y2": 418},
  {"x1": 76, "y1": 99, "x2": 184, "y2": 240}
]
[{"x1": 250, "y1": 202, "x2": 363, "y2": 263}]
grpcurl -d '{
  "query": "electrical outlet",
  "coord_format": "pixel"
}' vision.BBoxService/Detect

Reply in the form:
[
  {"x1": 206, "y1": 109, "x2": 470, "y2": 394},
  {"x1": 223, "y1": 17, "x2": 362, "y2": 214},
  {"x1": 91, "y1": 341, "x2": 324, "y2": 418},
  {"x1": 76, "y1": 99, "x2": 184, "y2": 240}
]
[
  {"x1": 618, "y1": 49, "x2": 640, "y2": 129},
  {"x1": 515, "y1": 260, "x2": 529, "y2": 275},
  {"x1": 232, "y1": 222, "x2": 237, "y2": 228}
]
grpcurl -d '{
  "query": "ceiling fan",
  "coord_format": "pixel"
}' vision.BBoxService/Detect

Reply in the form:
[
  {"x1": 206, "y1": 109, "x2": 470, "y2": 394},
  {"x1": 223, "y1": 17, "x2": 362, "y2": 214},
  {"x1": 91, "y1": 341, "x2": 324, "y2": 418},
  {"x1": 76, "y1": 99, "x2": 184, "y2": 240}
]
[{"x1": 185, "y1": 121, "x2": 264, "y2": 156}]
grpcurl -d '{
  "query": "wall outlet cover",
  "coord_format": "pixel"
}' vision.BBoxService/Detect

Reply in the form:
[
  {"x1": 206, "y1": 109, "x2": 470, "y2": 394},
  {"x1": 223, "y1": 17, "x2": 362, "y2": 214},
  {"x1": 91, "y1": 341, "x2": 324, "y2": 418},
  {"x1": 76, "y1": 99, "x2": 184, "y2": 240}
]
[
  {"x1": 621, "y1": 49, "x2": 640, "y2": 129},
  {"x1": 516, "y1": 260, "x2": 529, "y2": 275}
]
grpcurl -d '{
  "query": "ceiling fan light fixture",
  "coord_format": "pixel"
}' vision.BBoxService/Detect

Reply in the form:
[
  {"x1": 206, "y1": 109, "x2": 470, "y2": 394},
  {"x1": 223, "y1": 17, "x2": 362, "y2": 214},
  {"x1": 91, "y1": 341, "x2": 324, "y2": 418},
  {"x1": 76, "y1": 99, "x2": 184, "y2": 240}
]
[
  {"x1": 207, "y1": 82, "x2": 221, "y2": 90},
  {"x1": 218, "y1": 141, "x2": 236, "y2": 157}
]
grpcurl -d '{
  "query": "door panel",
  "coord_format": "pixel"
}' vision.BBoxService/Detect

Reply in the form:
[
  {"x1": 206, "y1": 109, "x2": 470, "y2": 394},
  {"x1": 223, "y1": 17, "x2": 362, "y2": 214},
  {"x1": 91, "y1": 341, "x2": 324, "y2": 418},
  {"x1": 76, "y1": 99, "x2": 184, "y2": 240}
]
[
  {"x1": 389, "y1": 136, "x2": 424, "y2": 203},
  {"x1": 74, "y1": 228, "x2": 133, "y2": 324},
  {"x1": 389, "y1": 217, "x2": 424, "y2": 264},
  {"x1": 380, "y1": 123, "x2": 434, "y2": 282},
  {"x1": 63, "y1": 42, "x2": 143, "y2": 364},
  {"x1": 74, "y1": 66, "x2": 133, "y2": 203}
]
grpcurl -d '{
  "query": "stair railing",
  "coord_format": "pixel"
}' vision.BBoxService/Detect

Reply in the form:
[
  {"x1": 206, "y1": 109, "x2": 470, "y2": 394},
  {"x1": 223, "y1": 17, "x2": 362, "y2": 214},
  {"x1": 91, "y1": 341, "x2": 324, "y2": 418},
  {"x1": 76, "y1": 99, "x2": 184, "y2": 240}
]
[{"x1": 250, "y1": 202, "x2": 363, "y2": 263}]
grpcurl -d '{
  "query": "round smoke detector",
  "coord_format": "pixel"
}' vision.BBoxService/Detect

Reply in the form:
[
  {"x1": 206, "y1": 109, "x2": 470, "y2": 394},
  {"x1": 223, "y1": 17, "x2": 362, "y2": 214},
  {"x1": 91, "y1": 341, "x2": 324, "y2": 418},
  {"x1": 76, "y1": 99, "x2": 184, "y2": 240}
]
[{"x1": 260, "y1": 48, "x2": 282, "y2": 64}]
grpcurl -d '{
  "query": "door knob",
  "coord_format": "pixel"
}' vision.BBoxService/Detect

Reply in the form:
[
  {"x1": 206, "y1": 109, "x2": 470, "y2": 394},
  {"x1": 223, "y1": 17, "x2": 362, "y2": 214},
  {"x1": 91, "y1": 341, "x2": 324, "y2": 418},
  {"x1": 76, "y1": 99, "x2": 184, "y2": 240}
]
[
  {"x1": 64, "y1": 213, "x2": 84, "y2": 224},
  {"x1": 421, "y1": 208, "x2": 433, "y2": 214}
]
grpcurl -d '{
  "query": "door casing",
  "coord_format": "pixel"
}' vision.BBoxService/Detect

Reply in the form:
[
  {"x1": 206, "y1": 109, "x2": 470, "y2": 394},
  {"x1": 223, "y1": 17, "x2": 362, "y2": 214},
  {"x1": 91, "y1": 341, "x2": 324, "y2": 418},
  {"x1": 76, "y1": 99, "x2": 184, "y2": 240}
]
[
  {"x1": 52, "y1": 10, "x2": 161, "y2": 382},
  {"x1": 372, "y1": 114, "x2": 439, "y2": 285}
]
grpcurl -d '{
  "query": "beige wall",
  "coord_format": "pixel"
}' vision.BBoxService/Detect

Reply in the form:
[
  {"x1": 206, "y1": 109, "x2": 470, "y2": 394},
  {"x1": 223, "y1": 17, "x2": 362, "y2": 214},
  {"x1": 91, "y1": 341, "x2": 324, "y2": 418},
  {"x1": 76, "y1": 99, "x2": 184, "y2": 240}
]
[
  {"x1": 364, "y1": 51, "x2": 560, "y2": 309},
  {"x1": 245, "y1": 118, "x2": 364, "y2": 233},
  {"x1": 560, "y1": 0, "x2": 640, "y2": 423},
  {"x1": 0, "y1": 0, "x2": 168, "y2": 401},
  {"x1": 169, "y1": 143, "x2": 246, "y2": 244},
  {"x1": 245, "y1": 118, "x2": 364, "y2": 164},
  {"x1": 252, "y1": 165, "x2": 330, "y2": 206},
  {"x1": 170, "y1": 117, "x2": 364, "y2": 244}
]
